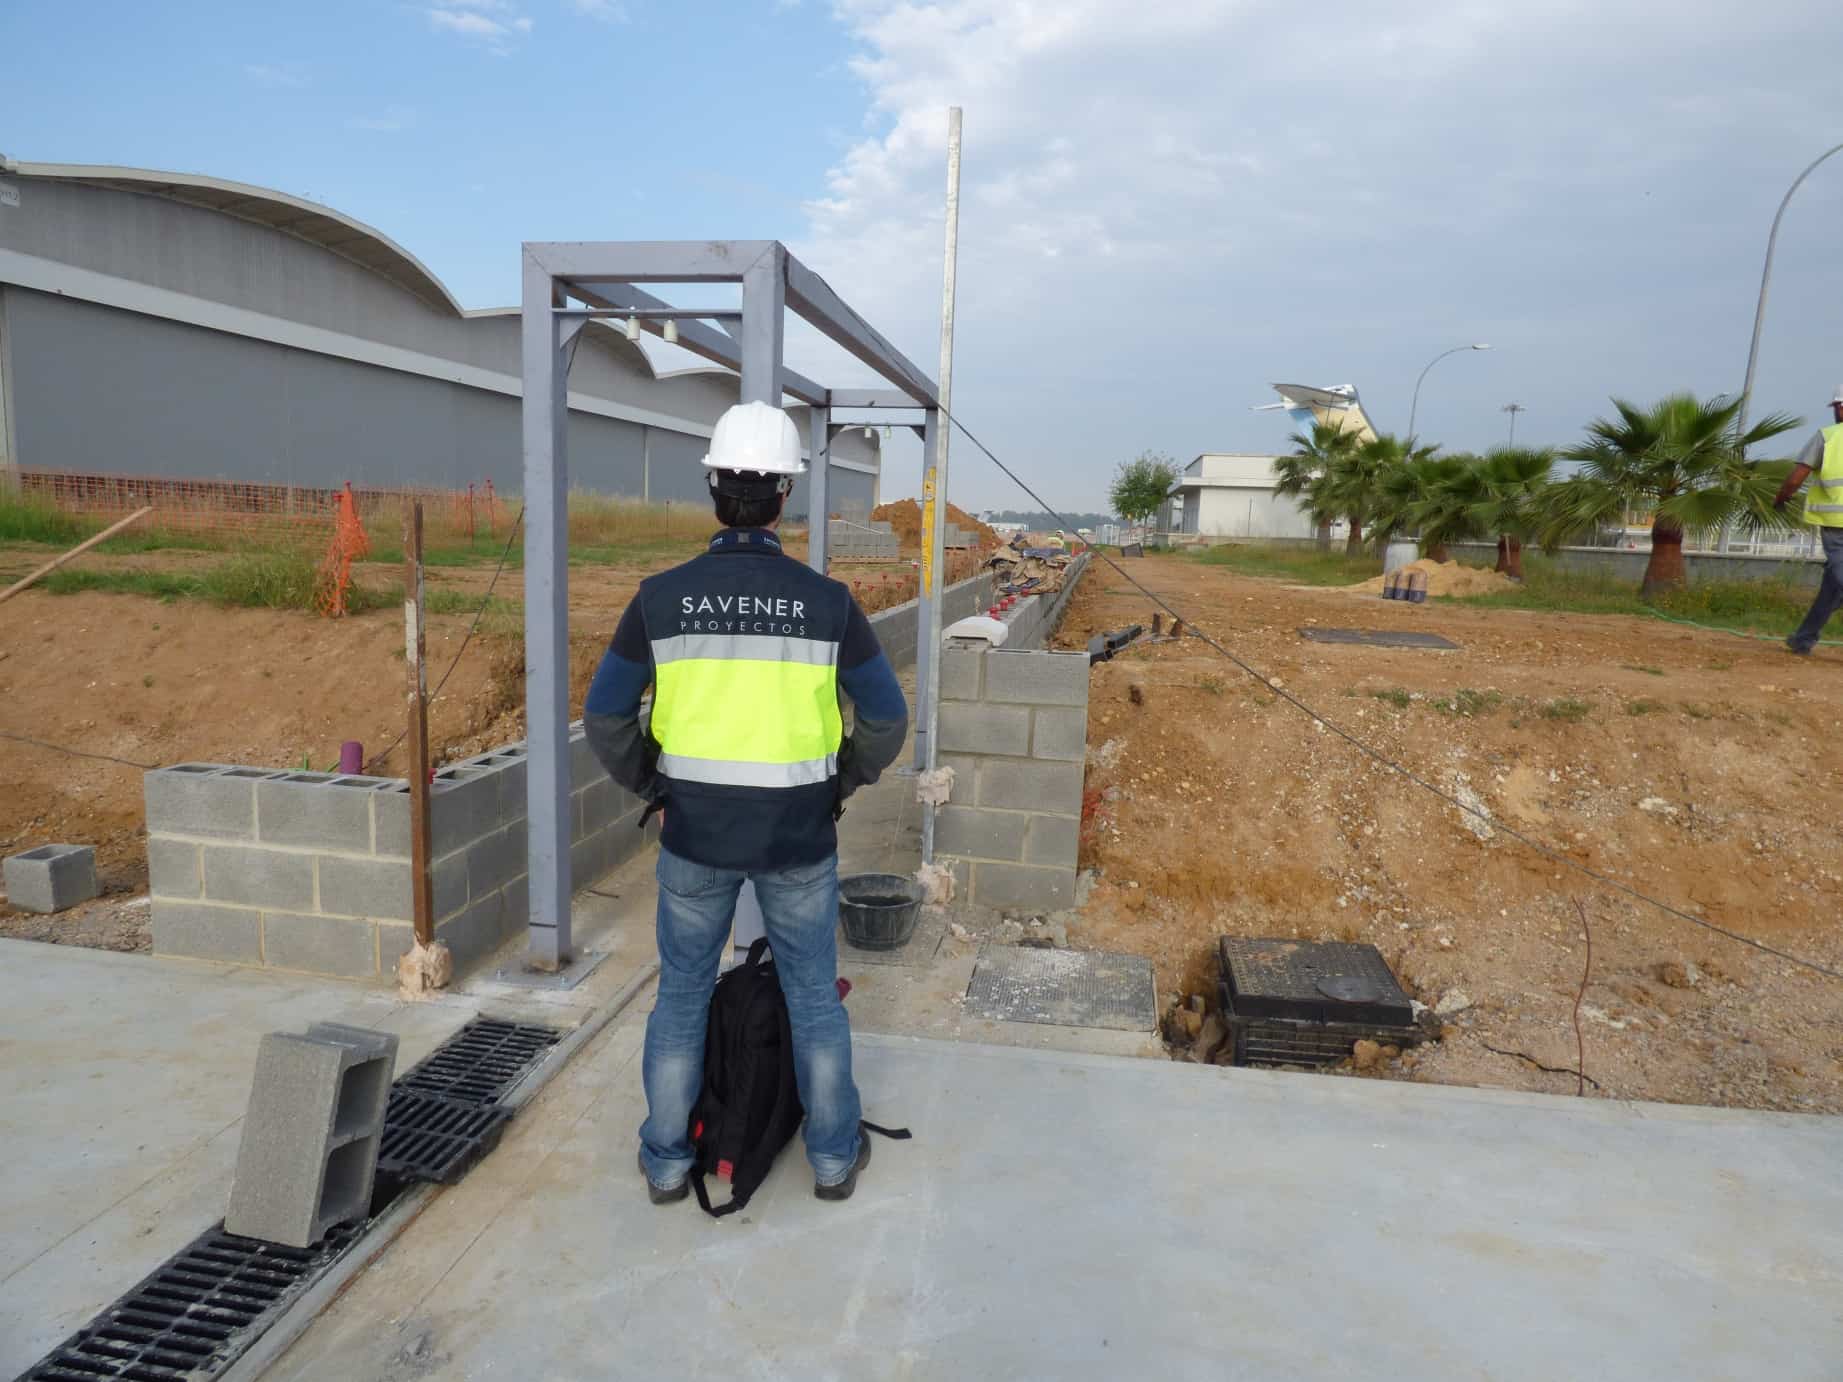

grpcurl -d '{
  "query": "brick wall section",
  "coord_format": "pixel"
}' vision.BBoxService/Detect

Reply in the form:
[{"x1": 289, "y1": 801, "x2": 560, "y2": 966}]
[
  {"x1": 867, "y1": 570, "x2": 995, "y2": 668},
  {"x1": 145, "y1": 722, "x2": 658, "y2": 979},
  {"x1": 935, "y1": 643, "x2": 1088, "y2": 911}
]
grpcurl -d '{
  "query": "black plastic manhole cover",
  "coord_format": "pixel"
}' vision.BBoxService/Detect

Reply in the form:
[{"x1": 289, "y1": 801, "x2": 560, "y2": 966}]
[
  {"x1": 1297, "y1": 628, "x2": 1460, "y2": 650},
  {"x1": 1219, "y1": 937, "x2": 1414, "y2": 1027}
]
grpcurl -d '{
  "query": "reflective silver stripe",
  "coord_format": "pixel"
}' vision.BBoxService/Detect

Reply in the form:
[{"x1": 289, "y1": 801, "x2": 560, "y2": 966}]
[
  {"x1": 658, "y1": 752, "x2": 837, "y2": 787},
  {"x1": 651, "y1": 633, "x2": 839, "y2": 666},
  {"x1": 1811, "y1": 475, "x2": 1843, "y2": 490},
  {"x1": 1808, "y1": 502, "x2": 1843, "y2": 513}
]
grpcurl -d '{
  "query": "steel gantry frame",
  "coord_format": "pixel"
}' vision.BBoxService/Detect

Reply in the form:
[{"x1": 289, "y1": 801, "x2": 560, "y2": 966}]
[{"x1": 519, "y1": 240, "x2": 944, "y2": 969}]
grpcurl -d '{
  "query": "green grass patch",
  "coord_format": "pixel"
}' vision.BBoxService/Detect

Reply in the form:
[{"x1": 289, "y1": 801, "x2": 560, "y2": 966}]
[
  {"x1": 1370, "y1": 687, "x2": 1412, "y2": 709},
  {"x1": 1445, "y1": 555, "x2": 1815, "y2": 639},
  {"x1": 1198, "y1": 675, "x2": 1226, "y2": 695},
  {"x1": 1622, "y1": 664, "x2": 1665, "y2": 676},
  {"x1": 1540, "y1": 697, "x2": 1592, "y2": 722},
  {"x1": 41, "y1": 552, "x2": 393, "y2": 613},
  {"x1": 1431, "y1": 688, "x2": 1504, "y2": 717},
  {"x1": 1190, "y1": 541, "x2": 1380, "y2": 586},
  {"x1": 1626, "y1": 699, "x2": 1667, "y2": 716}
]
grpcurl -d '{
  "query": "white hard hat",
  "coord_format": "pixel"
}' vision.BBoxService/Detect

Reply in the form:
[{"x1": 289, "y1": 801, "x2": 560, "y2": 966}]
[
  {"x1": 1832, "y1": 383, "x2": 1843, "y2": 405},
  {"x1": 701, "y1": 402, "x2": 806, "y2": 477}
]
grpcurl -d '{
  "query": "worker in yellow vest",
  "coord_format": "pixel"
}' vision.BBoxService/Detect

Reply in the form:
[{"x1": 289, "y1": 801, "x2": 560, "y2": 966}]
[{"x1": 1775, "y1": 383, "x2": 1843, "y2": 655}]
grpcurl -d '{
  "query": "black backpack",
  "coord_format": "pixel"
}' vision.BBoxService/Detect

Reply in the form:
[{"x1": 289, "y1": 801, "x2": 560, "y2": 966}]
[{"x1": 688, "y1": 939, "x2": 911, "y2": 1218}]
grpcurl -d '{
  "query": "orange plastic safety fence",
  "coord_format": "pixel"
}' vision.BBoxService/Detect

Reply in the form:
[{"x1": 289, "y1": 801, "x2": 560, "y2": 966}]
[{"x1": 314, "y1": 483, "x2": 373, "y2": 618}]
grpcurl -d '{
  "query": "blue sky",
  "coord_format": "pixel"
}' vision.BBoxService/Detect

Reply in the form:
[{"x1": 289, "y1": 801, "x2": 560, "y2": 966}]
[{"x1": 5, "y1": 1, "x2": 1842, "y2": 511}]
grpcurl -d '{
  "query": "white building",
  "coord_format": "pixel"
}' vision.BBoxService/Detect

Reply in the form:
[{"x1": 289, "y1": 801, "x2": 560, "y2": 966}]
[{"x1": 1169, "y1": 453, "x2": 1317, "y2": 540}]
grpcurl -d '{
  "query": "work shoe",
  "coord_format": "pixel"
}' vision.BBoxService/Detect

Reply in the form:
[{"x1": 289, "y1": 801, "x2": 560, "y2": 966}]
[
  {"x1": 814, "y1": 1133, "x2": 872, "y2": 1202},
  {"x1": 639, "y1": 1147, "x2": 687, "y2": 1205},
  {"x1": 1785, "y1": 637, "x2": 1812, "y2": 657}
]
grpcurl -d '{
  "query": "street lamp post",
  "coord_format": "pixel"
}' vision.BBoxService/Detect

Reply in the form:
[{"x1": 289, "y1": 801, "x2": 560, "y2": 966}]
[
  {"x1": 1407, "y1": 343, "x2": 1491, "y2": 442},
  {"x1": 1502, "y1": 402, "x2": 1526, "y2": 445},
  {"x1": 1722, "y1": 140, "x2": 1843, "y2": 553}
]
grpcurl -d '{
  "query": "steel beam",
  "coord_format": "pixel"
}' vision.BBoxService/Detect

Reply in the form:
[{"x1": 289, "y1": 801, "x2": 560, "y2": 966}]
[
  {"x1": 808, "y1": 404, "x2": 830, "y2": 574},
  {"x1": 739, "y1": 249, "x2": 786, "y2": 406},
  {"x1": 913, "y1": 406, "x2": 940, "y2": 771},
  {"x1": 827, "y1": 388, "x2": 924, "y2": 411},
  {"x1": 529, "y1": 239, "x2": 777, "y2": 284},
  {"x1": 784, "y1": 255, "x2": 939, "y2": 408},
  {"x1": 520, "y1": 251, "x2": 573, "y2": 970},
  {"x1": 567, "y1": 279, "x2": 825, "y2": 407}
]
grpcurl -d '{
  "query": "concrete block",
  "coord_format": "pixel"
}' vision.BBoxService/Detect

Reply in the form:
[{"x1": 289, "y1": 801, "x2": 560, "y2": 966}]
[
  {"x1": 151, "y1": 898, "x2": 262, "y2": 963},
  {"x1": 143, "y1": 764, "x2": 268, "y2": 840},
  {"x1": 262, "y1": 911, "x2": 379, "y2": 978},
  {"x1": 202, "y1": 845, "x2": 315, "y2": 911},
  {"x1": 984, "y1": 650, "x2": 1090, "y2": 706},
  {"x1": 1030, "y1": 707, "x2": 1089, "y2": 762},
  {"x1": 317, "y1": 855, "x2": 410, "y2": 921},
  {"x1": 939, "y1": 703, "x2": 1031, "y2": 757},
  {"x1": 975, "y1": 758, "x2": 1084, "y2": 814},
  {"x1": 255, "y1": 775, "x2": 373, "y2": 852},
  {"x1": 938, "y1": 754, "x2": 979, "y2": 806},
  {"x1": 374, "y1": 777, "x2": 498, "y2": 858},
  {"x1": 437, "y1": 888, "x2": 515, "y2": 970},
  {"x1": 467, "y1": 824, "x2": 526, "y2": 898},
  {"x1": 1024, "y1": 813, "x2": 1082, "y2": 869},
  {"x1": 472, "y1": 753, "x2": 527, "y2": 818},
  {"x1": 972, "y1": 859, "x2": 1074, "y2": 912},
  {"x1": 577, "y1": 778, "x2": 618, "y2": 837},
  {"x1": 434, "y1": 850, "x2": 470, "y2": 921},
  {"x1": 146, "y1": 837, "x2": 203, "y2": 899},
  {"x1": 938, "y1": 645, "x2": 985, "y2": 701},
  {"x1": 934, "y1": 805, "x2": 1028, "y2": 862},
  {"x1": 225, "y1": 1023, "x2": 397, "y2": 1248},
  {"x1": 4, "y1": 844, "x2": 99, "y2": 913},
  {"x1": 570, "y1": 829, "x2": 617, "y2": 889},
  {"x1": 379, "y1": 921, "x2": 417, "y2": 971}
]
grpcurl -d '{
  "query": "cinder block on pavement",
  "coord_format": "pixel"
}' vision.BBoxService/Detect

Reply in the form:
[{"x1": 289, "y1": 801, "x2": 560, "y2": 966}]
[
  {"x1": 202, "y1": 844, "x2": 314, "y2": 911},
  {"x1": 985, "y1": 649, "x2": 1089, "y2": 706},
  {"x1": 261, "y1": 911, "x2": 379, "y2": 978},
  {"x1": 143, "y1": 764, "x2": 270, "y2": 840},
  {"x1": 225, "y1": 1022, "x2": 398, "y2": 1248},
  {"x1": 4, "y1": 844, "x2": 99, "y2": 913}
]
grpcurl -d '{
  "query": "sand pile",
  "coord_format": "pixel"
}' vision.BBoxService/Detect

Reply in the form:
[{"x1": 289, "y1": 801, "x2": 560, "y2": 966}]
[
  {"x1": 870, "y1": 499, "x2": 997, "y2": 551},
  {"x1": 1350, "y1": 558, "x2": 1514, "y2": 598}
]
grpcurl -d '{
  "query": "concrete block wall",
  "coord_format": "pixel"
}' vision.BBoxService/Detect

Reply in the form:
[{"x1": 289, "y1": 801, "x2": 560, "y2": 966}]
[
  {"x1": 827, "y1": 520, "x2": 900, "y2": 561},
  {"x1": 993, "y1": 551, "x2": 1091, "y2": 652},
  {"x1": 935, "y1": 643, "x2": 1089, "y2": 912},
  {"x1": 868, "y1": 569, "x2": 996, "y2": 669},
  {"x1": 145, "y1": 722, "x2": 657, "y2": 979}
]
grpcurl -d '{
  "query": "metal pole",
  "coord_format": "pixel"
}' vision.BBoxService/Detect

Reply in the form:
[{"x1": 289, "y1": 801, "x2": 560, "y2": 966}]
[
  {"x1": 521, "y1": 253, "x2": 572, "y2": 971},
  {"x1": 1724, "y1": 140, "x2": 1843, "y2": 552},
  {"x1": 1408, "y1": 345, "x2": 1471, "y2": 442},
  {"x1": 919, "y1": 106, "x2": 963, "y2": 867},
  {"x1": 808, "y1": 405, "x2": 830, "y2": 574},
  {"x1": 913, "y1": 408, "x2": 939, "y2": 773},
  {"x1": 1502, "y1": 402, "x2": 1525, "y2": 446},
  {"x1": 402, "y1": 501, "x2": 436, "y2": 949}
]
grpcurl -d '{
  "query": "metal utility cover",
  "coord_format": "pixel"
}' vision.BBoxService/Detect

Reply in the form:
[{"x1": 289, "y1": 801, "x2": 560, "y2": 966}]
[
  {"x1": 964, "y1": 946, "x2": 1157, "y2": 1031},
  {"x1": 838, "y1": 909, "x2": 948, "y2": 968},
  {"x1": 1298, "y1": 627, "x2": 1460, "y2": 650},
  {"x1": 1219, "y1": 937, "x2": 1414, "y2": 1027}
]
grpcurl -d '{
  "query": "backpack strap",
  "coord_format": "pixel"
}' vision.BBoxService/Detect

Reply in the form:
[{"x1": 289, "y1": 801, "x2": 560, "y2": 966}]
[{"x1": 860, "y1": 1119, "x2": 913, "y2": 1141}]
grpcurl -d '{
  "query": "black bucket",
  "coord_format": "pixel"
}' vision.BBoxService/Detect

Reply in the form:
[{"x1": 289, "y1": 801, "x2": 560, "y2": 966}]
[{"x1": 839, "y1": 873, "x2": 923, "y2": 951}]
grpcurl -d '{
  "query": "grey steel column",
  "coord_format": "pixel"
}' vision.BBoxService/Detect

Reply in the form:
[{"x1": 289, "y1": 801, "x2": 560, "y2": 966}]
[
  {"x1": 808, "y1": 405, "x2": 830, "y2": 574},
  {"x1": 913, "y1": 406, "x2": 940, "y2": 771},
  {"x1": 739, "y1": 248, "x2": 785, "y2": 405},
  {"x1": 521, "y1": 253, "x2": 573, "y2": 970}
]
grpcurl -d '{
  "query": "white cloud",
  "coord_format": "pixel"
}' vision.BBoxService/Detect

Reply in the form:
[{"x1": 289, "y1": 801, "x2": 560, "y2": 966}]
[
  {"x1": 426, "y1": 0, "x2": 533, "y2": 53},
  {"x1": 797, "y1": 0, "x2": 1843, "y2": 509},
  {"x1": 570, "y1": 0, "x2": 630, "y2": 20},
  {"x1": 243, "y1": 62, "x2": 308, "y2": 89},
  {"x1": 347, "y1": 105, "x2": 416, "y2": 133}
]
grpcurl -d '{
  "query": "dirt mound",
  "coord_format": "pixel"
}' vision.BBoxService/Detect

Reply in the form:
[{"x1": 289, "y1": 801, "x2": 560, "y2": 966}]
[
  {"x1": 1351, "y1": 557, "x2": 1513, "y2": 598},
  {"x1": 870, "y1": 499, "x2": 997, "y2": 552}
]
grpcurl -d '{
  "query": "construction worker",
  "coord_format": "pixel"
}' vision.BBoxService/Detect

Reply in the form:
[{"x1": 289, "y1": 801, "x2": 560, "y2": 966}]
[
  {"x1": 584, "y1": 401, "x2": 909, "y2": 1203},
  {"x1": 1774, "y1": 383, "x2": 1843, "y2": 655}
]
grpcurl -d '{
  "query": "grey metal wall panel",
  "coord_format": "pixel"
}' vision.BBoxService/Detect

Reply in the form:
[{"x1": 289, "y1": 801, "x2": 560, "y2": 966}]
[
  {"x1": 566, "y1": 413, "x2": 646, "y2": 498},
  {"x1": 644, "y1": 427, "x2": 711, "y2": 506}
]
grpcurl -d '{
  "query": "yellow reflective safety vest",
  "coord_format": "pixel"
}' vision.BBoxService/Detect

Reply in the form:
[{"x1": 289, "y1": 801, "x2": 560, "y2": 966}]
[
  {"x1": 1808, "y1": 423, "x2": 1843, "y2": 528},
  {"x1": 598, "y1": 527, "x2": 906, "y2": 871}
]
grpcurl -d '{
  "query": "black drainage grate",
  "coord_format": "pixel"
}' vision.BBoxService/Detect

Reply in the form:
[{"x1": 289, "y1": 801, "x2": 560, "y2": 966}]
[
  {"x1": 377, "y1": 1089, "x2": 513, "y2": 1184},
  {"x1": 395, "y1": 1019, "x2": 562, "y2": 1106},
  {"x1": 17, "y1": 1221, "x2": 361, "y2": 1381}
]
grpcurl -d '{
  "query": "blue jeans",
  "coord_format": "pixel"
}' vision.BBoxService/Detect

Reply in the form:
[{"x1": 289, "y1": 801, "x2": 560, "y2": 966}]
[
  {"x1": 1789, "y1": 527, "x2": 1843, "y2": 652},
  {"x1": 638, "y1": 847, "x2": 862, "y2": 1188}
]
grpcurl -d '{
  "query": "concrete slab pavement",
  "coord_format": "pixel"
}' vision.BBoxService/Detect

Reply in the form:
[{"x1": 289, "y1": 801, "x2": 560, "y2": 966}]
[{"x1": 263, "y1": 1009, "x2": 1843, "y2": 1382}]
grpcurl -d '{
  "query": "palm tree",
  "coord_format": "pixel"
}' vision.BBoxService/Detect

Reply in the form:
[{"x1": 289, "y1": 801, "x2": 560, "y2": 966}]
[
  {"x1": 1542, "y1": 393, "x2": 1801, "y2": 599},
  {"x1": 1469, "y1": 447, "x2": 1555, "y2": 580},
  {"x1": 1275, "y1": 421, "x2": 1359, "y2": 551},
  {"x1": 1397, "y1": 452, "x2": 1481, "y2": 562},
  {"x1": 1326, "y1": 434, "x2": 1438, "y2": 556}
]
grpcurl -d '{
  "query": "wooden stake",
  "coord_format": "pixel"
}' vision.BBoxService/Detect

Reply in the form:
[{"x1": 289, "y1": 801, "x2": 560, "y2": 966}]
[
  {"x1": 0, "y1": 506, "x2": 154, "y2": 606},
  {"x1": 403, "y1": 501, "x2": 436, "y2": 947}
]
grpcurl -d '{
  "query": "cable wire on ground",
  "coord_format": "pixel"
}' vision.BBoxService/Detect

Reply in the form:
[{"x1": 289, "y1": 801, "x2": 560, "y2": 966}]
[
  {"x1": 942, "y1": 410, "x2": 1843, "y2": 985},
  {"x1": 364, "y1": 504, "x2": 526, "y2": 776},
  {"x1": 0, "y1": 729, "x2": 158, "y2": 771}
]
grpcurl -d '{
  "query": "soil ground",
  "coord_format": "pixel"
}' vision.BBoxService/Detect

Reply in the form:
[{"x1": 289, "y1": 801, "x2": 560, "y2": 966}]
[{"x1": 1052, "y1": 553, "x2": 1843, "y2": 1114}]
